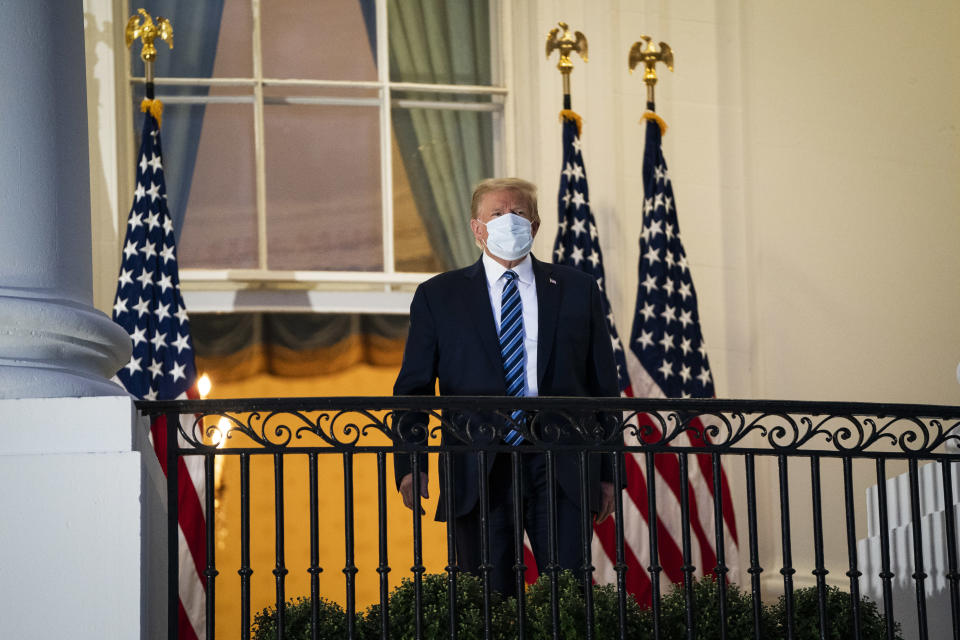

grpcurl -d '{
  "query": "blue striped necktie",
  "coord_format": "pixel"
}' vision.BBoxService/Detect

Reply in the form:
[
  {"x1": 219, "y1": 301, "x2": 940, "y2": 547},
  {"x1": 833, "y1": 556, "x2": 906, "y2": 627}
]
[{"x1": 499, "y1": 270, "x2": 525, "y2": 445}]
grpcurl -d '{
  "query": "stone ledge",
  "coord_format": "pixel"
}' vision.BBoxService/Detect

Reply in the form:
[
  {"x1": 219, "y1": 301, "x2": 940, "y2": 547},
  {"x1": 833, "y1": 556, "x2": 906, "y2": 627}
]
[{"x1": 0, "y1": 395, "x2": 146, "y2": 455}]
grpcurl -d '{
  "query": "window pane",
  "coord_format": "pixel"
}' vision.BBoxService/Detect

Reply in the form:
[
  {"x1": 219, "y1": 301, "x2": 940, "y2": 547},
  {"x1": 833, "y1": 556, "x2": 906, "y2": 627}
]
[
  {"x1": 128, "y1": 0, "x2": 252, "y2": 78},
  {"x1": 392, "y1": 133, "x2": 444, "y2": 273},
  {"x1": 264, "y1": 104, "x2": 382, "y2": 271},
  {"x1": 125, "y1": 0, "x2": 501, "y2": 281},
  {"x1": 261, "y1": 0, "x2": 377, "y2": 81},
  {"x1": 392, "y1": 107, "x2": 493, "y2": 271},
  {"x1": 177, "y1": 102, "x2": 258, "y2": 269},
  {"x1": 212, "y1": 0, "x2": 254, "y2": 77}
]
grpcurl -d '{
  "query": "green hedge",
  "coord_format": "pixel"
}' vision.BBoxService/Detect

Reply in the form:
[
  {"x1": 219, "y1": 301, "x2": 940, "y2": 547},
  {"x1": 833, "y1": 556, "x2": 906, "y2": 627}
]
[
  {"x1": 356, "y1": 573, "x2": 517, "y2": 640},
  {"x1": 252, "y1": 572, "x2": 902, "y2": 639},
  {"x1": 524, "y1": 570, "x2": 644, "y2": 638},
  {"x1": 252, "y1": 596, "x2": 347, "y2": 639},
  {"x1": 635, "y1": 574, "x2": 776, "y2": 639},
  {"x1": 770, "y1": 583, "x2": 901, "y2": 639}
]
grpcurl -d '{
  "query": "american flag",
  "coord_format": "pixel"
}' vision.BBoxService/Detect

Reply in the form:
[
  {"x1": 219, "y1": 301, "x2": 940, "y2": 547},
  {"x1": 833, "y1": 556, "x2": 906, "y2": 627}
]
[
  {"x1": 623, "y1": 112, "x2": 740, "y2": 601},
  {"x1": 111, "y1": 102, "x2": 206, "y2": 640},
  {"x1": 552, "y1": 109, "x2": 739, "y2": 605},
  {"x1": 552, "y1": 112, "x2": 631, "y2": 388}
]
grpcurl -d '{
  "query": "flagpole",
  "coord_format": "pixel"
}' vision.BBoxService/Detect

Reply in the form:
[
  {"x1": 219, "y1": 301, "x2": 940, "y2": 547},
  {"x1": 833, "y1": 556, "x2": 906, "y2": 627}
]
[
  {"x1": 628, "y1": 36, "x2": 674, "y2": 112},
  {"x1": 123, "y1": 12, "x2": 183, "y2": 638},
  {"x1": 546, "y1": 22, "x2": 588, "y2": 111},
  {"x1": 126, "y1": 8, "x2": 174, "y2": 102}
]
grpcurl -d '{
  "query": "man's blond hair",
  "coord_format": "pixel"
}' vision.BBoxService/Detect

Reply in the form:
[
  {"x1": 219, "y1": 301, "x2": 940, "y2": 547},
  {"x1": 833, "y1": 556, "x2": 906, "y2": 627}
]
[{"x1": 470, "y1": 178, "x2": 539, "y2": 225}]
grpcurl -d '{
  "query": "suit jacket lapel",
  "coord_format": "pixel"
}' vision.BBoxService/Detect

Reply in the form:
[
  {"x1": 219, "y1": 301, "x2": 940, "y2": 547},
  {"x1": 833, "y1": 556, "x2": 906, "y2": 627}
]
[
  {"x1": 464, "y1": 258, "x2": 504, "y2": 382},
  {"x1": 533, "y1": 256, "x2": 560, "y2": 388}
]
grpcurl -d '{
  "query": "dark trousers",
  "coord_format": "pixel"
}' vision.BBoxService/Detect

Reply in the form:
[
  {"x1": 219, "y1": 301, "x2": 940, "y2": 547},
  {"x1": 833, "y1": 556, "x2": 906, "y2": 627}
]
[{"x1": 453, "y1": 451, "x2": 586, "y2": 597}]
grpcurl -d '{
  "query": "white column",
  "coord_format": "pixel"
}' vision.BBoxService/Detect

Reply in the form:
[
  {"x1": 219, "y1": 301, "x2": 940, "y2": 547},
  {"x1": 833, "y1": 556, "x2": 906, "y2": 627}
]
[
  {"x1": 0, "y1": 3, "x2": 164, "y2": 638},
  {"x1": 0, "y1": 1, "x2": 130, "y2": 399}
]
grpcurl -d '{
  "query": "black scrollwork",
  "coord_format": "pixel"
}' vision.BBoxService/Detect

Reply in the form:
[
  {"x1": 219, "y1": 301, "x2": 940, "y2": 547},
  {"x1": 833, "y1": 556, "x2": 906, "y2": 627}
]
[{"x1": 144, "y1": 398, "x2": 960, "y2": 459}]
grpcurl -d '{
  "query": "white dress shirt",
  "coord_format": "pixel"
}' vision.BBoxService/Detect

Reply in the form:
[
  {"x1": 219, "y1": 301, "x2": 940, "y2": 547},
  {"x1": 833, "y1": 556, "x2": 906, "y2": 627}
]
[{"x1": 481, "y1": 252, "x2": 539, "y2": 397}]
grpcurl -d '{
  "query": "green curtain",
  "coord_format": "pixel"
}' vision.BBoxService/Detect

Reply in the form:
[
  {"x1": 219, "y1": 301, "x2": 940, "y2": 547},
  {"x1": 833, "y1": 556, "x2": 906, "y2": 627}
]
[{"x1": 387, "y1": 0, "x2": 493, "y2": 270}]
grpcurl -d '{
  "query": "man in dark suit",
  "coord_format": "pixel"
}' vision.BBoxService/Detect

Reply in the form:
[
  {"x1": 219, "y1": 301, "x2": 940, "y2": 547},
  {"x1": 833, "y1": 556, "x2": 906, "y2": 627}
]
[{"x1": 394, "y1": 177, "x2": 620, "y2": 596}]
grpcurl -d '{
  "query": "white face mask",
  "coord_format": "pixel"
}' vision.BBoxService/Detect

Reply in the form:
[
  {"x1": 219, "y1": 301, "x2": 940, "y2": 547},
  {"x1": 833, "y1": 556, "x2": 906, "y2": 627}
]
[{"x1": 482, "y1": 213, "x2": 534, "y2": 261}]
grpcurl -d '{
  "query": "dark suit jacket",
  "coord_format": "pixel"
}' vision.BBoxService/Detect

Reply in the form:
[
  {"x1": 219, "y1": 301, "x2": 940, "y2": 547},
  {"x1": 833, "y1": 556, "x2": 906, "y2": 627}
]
[{"x1": 393, "y1": 254, "x2": 620, "y2": 521}]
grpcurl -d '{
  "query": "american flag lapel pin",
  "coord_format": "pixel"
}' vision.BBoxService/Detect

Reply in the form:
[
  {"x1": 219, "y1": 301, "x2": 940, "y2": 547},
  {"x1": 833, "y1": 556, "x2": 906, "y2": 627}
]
[{"x1": 549, "y1": 277, "x2": 557, "y2": 285}]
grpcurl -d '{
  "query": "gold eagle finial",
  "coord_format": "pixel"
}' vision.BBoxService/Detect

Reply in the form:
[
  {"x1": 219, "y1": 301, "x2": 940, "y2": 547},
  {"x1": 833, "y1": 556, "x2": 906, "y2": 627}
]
[
  {"x1": 546, "y1": 21, "x2": 588, "y2": 75},
  {"x1": 628, "y1": 35, "x2": 673, "y2": 87},
  {"x1": 125, "y1": 8, "x2": 174, "y2": 63}
]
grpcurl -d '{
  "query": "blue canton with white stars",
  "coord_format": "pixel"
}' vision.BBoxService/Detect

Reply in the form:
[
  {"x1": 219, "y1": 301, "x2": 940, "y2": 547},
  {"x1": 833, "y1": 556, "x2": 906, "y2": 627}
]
[
  {"x1": 552, "y1": 115, "x2": 631, "y2": 392},
  {"x1": 630, "y1": 119, "x2": 714, "y2": 398},
  {"x1": 111, "y1": 112, "x2": 197, "y2": 401}
]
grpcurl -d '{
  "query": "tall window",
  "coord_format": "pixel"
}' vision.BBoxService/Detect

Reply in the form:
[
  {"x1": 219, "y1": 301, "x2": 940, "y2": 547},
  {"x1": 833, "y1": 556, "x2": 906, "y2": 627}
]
[{"x1": 128, "y1": 0, "x2": 504, "y2": 305}]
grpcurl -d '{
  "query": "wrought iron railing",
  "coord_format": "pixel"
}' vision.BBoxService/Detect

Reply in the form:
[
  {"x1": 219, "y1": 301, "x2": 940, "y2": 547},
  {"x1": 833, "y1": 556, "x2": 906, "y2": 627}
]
[{"x1": 138, "y1": 396, "x2": 960, "y2": 640}]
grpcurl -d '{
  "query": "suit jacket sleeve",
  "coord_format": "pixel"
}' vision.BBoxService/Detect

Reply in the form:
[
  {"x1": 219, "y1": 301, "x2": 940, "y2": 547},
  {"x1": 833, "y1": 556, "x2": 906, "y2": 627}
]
[{"x1": 393, "y1": 284, "x2": 437, "y2": 488}]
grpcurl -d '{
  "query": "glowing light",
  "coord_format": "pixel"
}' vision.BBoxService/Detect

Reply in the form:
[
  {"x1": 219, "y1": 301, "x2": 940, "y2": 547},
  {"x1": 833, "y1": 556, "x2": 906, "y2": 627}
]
[{"x1": 197, "y1": 373, "x2": 211, "y2": 398}]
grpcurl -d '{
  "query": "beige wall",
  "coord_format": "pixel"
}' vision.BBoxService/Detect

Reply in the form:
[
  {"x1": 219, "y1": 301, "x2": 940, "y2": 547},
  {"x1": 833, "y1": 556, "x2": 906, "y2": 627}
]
[
  {"x1": 517, "y1": 0, "x2": 959, "y2": 404},
  {"x1": 741, "y1": 0, "x2": 959, "y2": 406},
  {"x1": 739, "y1": 0, "x2": 958, "y2": 595},
  {"x1": 86, "y1": 0, "x2": 960, "y2": 599}
]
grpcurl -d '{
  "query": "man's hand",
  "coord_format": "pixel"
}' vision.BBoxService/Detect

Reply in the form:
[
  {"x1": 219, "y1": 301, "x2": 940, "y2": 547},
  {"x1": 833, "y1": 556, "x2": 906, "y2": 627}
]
[
  {"x1": 399, "y1": 472, "x2": 429, "y2": 514},
  {"x1": 595, "y1": 481, "x2": 616, "y2": 524}
]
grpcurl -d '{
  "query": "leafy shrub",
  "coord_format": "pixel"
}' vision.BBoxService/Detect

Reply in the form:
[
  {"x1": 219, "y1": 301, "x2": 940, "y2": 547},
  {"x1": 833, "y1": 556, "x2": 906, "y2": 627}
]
[
  {"x1": 359, "y1": 572, "x2": 514, "y2": 640},
  {"x1": 250, "y1": 573, "x2": 902, "y2": 640},
  {"x1": 251, "y1": 595, "x2": 346, "y2": 640},
  {"x1": 524, "y1": 569, "x2": 645, "y2": 638},
  {"x1": 636, "y1": 574, "x2": 775, "y2": 639},
  {"x1": 771, "y1": 584, "x2": 903, "y2": 640},
  {"x1": 254, "y1": 571, "x2": 638, "y2": 639},
  {"x1": 630, "y1": 576, "x2": 902, "y2": 640}
]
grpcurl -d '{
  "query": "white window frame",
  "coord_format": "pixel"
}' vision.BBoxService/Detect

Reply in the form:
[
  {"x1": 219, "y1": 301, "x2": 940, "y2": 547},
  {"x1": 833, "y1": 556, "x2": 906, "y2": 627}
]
[{"x1": 100, "y1": 0, "x2": 513, "y2": 314}]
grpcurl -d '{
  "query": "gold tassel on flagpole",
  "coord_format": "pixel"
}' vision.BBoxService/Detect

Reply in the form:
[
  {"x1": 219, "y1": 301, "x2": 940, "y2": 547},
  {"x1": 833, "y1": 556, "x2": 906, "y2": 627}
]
[
  {"x1": 642, "y1": 111, "x2": 668, "y2": 136},
  {"x1": 140, "y1": 98, "x2": 164, "y2": 128},
  {"x1": 558, "y1": 109, "x2": 583, "y2": 136}
]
